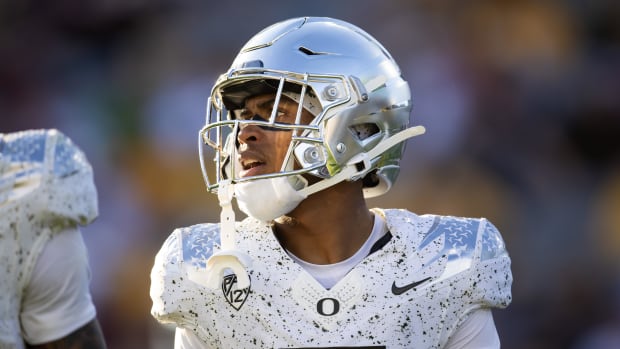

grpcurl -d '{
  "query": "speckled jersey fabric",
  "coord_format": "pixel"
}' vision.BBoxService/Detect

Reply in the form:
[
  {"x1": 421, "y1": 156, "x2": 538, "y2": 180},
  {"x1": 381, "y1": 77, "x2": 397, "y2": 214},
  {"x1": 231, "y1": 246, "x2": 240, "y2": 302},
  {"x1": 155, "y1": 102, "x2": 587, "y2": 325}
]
[
  {"x1": 150, "y1": 209, "x2": 512, "y2": 348},
  {"x1": 0, "y1": 129, "x2": 98, "y2": 349}
]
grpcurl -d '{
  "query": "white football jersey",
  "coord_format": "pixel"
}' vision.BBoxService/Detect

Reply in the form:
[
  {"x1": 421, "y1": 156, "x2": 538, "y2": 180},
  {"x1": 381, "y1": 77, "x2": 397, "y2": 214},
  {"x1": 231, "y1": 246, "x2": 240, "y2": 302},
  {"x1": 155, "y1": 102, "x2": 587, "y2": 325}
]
[
  {"x1": 0, "y1": 129, "x2": 98, "y2": 348},
  {"x1": 150, "y1": 209, "x2": 512, "y2": 348}
]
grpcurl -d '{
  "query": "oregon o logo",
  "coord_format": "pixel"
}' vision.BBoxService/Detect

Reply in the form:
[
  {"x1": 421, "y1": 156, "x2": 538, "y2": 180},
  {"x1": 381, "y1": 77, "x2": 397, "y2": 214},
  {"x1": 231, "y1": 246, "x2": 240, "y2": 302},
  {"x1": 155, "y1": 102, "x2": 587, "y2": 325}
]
[{"x1": 316, "y1": 297, "x2": 340, "y2": 316}]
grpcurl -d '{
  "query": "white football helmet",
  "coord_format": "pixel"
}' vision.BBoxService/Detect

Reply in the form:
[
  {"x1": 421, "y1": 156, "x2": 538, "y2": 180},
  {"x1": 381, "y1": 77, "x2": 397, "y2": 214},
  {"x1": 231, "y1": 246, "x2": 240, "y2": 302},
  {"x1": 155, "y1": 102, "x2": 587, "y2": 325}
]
[{"x1": 199, "y1": 16, "x2": 425, "y2": 201}]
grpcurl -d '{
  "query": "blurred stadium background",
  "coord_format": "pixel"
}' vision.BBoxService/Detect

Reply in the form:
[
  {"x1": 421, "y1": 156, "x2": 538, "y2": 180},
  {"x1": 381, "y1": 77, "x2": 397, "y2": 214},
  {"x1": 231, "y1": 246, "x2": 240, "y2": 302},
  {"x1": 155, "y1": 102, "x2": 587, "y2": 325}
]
[{"x1": 2, "y1": 1, "x2": 619, "y2": 348}]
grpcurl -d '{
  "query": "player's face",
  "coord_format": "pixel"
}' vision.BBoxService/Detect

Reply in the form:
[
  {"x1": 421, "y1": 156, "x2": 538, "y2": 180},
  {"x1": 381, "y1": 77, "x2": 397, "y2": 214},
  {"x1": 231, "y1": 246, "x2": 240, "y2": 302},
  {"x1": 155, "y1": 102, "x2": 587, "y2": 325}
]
[{"x1": 235, "y1": 93, "x2": 314, "y2": 178}]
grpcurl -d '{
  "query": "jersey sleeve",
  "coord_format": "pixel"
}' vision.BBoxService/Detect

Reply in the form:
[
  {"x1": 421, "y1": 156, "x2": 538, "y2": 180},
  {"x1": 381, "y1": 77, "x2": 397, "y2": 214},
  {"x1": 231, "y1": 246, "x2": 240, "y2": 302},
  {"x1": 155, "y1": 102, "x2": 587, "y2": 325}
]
[
  {"x1": 416, "y1": 215, "x2": 512, "y2": 347},
  {"x1": 444, "y1": 309, "x2": 500, "y2": 349},
  {"x1": 470, "y1": 219, "x2": 513, "y2": 309},
  {"x1": 150, "y1": 224, "x2": 221, "y2": 330},
  {"x1": 442, "y1": 218, "x2": 512, "y2": 346},
  {"x1": 150, "y1": 229, "x2": 189, "y2": 327},
  {"x1": 20, "y1": 226, "x2": 97, "y2": 345}
]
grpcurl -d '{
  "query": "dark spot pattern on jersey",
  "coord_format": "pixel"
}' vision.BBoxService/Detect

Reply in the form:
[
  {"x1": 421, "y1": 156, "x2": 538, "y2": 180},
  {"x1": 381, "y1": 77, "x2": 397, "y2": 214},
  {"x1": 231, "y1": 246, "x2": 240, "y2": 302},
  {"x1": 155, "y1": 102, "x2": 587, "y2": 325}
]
[{"x1": 150, "y1": 209, "x2": 512, "y2": 348}]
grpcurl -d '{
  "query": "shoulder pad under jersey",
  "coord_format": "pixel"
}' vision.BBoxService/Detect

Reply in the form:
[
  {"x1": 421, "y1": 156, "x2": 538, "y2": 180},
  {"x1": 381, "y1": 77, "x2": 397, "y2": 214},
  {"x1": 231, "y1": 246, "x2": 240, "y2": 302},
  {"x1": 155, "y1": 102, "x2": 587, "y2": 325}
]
[
  {"x1": 416, "y1": 214, "x2": 512, "y2": 304},
  {"x1": 150, "y1": 223, "x2": 221, "y2": 327},
  {"x1": 0, "y1": 129, "x2": 98, "y2": 227},
  {"x1": 382, "y1": 211, "x2": 512, "y2": 346},
  {"x1": 419, "y1": 215, "x2": 509, "y2": 273},
  {"x1": 415, "y1": 215, "x2": 512, "y2": 338},
  {"x1": 382, "y1": 209, "x2": 512, "y2": 306}
]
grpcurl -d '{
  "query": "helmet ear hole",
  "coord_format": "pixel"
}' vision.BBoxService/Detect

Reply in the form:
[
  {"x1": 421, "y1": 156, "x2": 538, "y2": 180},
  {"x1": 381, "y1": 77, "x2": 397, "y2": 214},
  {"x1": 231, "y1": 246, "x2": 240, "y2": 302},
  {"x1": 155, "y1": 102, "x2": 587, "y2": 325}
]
[{"x1": 350, "y1": 123, "x2": 380, "y2": 141}]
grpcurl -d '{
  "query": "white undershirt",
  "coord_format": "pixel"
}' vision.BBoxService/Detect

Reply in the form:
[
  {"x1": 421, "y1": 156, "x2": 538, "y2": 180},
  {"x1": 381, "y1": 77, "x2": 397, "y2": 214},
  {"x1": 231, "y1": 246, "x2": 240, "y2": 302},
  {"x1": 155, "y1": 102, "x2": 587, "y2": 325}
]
[
  {"x1": 20, "y1": 226, "x2": 97, "y2": 345},
  {"x1": 286, "y1": 212, "x2": 386, "y2": 289}
]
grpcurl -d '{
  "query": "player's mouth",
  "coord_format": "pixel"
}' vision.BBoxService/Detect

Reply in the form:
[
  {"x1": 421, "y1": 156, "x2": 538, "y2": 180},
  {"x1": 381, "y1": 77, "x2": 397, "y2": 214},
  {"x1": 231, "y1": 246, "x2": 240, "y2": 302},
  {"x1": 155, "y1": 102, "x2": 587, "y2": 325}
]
[{"x1": 239, "y1": 158, "x2": 267, "y2": 178}]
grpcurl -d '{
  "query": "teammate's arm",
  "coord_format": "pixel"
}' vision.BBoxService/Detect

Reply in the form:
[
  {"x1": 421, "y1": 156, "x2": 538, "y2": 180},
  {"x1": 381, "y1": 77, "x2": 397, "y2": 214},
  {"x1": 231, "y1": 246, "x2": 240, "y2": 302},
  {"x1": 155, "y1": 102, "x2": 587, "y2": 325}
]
[
  {"x1": 20, "y1": 227, "x2": 106, "y2": 348},
  {"x1": 26, "y1": 320, "x2": 107, "y2": 349}
]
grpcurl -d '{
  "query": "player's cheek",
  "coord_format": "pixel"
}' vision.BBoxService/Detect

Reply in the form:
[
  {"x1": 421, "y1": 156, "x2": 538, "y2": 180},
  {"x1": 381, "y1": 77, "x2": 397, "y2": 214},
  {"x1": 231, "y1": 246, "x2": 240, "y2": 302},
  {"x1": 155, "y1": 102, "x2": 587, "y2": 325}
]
[{"x1": 274, "y1": 132, "x2": 293, "y2": 169}]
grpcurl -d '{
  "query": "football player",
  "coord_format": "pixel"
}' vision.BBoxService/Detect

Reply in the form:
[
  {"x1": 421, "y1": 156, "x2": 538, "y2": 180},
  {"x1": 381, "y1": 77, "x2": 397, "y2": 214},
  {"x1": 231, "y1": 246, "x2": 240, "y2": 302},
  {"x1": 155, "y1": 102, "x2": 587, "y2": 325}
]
[
  {"x1": 150, "y1": 17, "x2": 512, "y2": 348},
  {"x1": 0, "y1": 129, "x2": 107, "y2": 348}
]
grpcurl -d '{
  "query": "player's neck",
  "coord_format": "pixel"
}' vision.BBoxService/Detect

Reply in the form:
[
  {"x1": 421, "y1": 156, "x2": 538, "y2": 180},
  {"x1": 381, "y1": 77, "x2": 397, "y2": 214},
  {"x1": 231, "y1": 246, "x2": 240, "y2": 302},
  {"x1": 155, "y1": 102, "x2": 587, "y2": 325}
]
[{"x1": 273, "y1": 180, "x2": 374, "y2": 265}]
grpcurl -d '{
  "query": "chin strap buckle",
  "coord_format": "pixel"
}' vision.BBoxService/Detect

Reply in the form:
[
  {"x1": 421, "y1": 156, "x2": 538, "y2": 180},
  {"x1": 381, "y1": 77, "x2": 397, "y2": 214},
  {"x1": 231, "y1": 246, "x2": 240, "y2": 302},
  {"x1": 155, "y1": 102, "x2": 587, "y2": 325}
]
[{"x1": 188, "y1": 180, "x2": 253, "y2": 290}]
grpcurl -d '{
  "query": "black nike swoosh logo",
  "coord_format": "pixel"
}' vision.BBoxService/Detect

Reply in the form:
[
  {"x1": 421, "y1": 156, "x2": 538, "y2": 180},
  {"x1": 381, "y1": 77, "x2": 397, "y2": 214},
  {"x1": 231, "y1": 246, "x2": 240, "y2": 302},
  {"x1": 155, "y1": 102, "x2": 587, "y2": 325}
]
[{"x1": 391, "y1": 276, "x2": 432, "y2": 295}]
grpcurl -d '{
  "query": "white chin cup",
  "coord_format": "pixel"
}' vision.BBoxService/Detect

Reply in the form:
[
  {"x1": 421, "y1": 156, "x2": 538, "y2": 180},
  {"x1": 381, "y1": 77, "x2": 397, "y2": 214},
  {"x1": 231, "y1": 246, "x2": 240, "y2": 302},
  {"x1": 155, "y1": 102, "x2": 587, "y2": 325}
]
[{"x1": 234, "y1": 176, "x2": 307, "y2": 221}]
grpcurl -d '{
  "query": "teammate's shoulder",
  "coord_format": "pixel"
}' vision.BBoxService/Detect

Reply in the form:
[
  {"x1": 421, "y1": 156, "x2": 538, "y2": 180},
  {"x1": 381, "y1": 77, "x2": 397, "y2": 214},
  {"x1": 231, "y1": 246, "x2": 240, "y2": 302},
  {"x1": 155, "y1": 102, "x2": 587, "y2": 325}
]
[{"x1": 1, "y1": 129, "x2": 98, "y2": 227}]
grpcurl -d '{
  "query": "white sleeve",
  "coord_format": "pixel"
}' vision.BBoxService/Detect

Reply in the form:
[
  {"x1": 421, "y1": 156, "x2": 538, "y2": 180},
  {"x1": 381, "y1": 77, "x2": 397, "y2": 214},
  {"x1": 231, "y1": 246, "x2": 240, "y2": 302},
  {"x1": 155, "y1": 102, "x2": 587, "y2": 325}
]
[
  {"x1": 20, "y1": 226, "x2": 97, "y2": 345},
  {"x1": 175, "y1": 327, "x2": 211, "y2": 349},
  {"x1": 444, "y1": 309, "x2": 500, "y2": 349}
]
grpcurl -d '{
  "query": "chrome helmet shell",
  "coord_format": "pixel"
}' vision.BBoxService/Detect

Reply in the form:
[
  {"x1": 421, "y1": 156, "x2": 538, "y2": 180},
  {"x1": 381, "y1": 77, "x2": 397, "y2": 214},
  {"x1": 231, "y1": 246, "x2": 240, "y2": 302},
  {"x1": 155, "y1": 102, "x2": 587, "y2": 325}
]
[{"x1": 200, "y1": 17, "x2": 415, "y2": 198}]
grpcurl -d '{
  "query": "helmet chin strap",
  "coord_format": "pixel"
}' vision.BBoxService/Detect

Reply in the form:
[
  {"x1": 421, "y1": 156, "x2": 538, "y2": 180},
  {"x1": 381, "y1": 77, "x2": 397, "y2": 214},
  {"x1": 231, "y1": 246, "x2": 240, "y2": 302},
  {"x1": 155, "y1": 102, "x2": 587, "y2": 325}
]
[
  {"x1": 299, "y1": 125, "x2": 426, "y2": 197},
  {"x1": 187, "y1": 179, "x2": 253, "y2": 290}
]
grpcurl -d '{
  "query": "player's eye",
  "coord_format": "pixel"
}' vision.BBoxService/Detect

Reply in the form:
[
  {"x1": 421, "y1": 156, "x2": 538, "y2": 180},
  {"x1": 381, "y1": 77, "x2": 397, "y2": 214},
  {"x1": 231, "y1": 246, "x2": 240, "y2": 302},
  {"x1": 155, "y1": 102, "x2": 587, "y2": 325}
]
[
  {"x1": 275, "y1": 110, "x2": 294, "y2": 124},
  {"x1": 236, "y1": 109, "x2": 252, "y2": 120}
]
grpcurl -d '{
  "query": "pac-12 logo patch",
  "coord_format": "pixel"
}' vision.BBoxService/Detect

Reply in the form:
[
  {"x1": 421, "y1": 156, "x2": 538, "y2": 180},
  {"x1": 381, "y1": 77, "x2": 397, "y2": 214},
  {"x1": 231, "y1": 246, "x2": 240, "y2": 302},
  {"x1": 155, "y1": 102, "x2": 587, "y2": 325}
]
[{"x1": 222, "y1": 274, "x2": 250, "y2": 310}]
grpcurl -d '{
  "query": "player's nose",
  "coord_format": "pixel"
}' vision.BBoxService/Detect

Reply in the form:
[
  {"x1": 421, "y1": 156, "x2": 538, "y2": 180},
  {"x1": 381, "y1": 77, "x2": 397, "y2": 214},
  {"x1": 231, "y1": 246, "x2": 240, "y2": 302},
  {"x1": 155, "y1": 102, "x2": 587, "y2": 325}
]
[{"x1": 237, "y1": 123, "x2": 263, "y2": 144}]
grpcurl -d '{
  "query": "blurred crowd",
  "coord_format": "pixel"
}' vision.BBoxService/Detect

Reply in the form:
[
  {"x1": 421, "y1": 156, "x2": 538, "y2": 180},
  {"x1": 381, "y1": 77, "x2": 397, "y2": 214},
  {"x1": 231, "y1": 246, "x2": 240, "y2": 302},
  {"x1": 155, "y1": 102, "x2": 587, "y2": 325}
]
[{"x1": 1, "y1": 1, "x2": 619, "y2": 348}]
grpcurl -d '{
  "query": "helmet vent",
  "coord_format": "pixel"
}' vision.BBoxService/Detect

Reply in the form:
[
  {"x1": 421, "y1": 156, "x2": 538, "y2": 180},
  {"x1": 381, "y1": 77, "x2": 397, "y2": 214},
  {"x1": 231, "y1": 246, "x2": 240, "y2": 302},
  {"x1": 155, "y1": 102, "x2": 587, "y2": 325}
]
[
  {"x1": 298, "y1": 46, "x2": 327, "y2": 56},
  {"x1": 241, "y1": 60, "x2": 264, "y2": 68}
]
